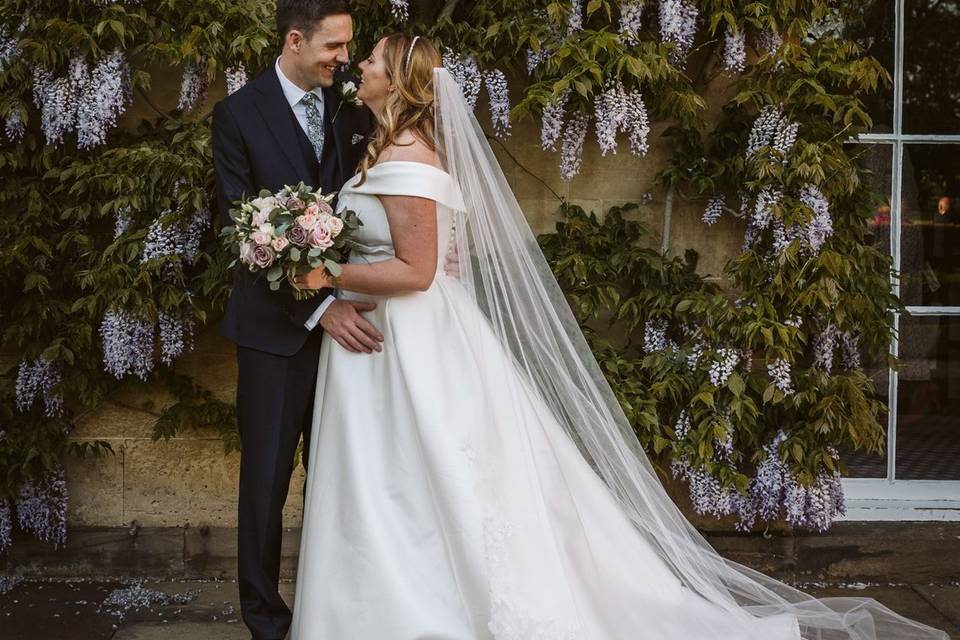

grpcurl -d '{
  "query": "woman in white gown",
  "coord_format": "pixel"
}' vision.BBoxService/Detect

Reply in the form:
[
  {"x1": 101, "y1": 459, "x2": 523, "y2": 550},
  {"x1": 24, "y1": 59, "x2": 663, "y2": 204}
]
[{"x1": 288, "y1": 34, "x2": 948, "y2": 640}]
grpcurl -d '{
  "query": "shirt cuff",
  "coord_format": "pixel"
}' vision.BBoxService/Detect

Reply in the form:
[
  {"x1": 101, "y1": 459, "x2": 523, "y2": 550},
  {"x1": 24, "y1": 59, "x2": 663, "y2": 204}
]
[{"x1": 304, "y1": 294, "x2": 336, "y2": 331}]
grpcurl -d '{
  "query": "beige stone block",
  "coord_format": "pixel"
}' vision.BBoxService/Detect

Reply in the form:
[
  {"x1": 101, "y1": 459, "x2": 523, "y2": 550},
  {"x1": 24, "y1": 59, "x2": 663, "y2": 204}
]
[
  {"x1": 174, "y1": 340, "x2": 238, "y2": 405},
  {"x1": 64, "y1": 438, "x2": 125, "y2": 526},
  {"x1": 72, "y1": 399, "x2": 158, "y2": 439},
  {"x1": 122, "y1": 438, "x2": 241, "y2": 527},
  {"x1": 119, "y1": 438, "x2": 307, "y2": 529}
]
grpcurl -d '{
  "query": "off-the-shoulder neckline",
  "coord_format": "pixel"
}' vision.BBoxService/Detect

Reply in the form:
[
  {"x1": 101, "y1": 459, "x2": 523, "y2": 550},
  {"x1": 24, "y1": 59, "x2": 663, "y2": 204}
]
[{"x1": 367, "y1": 160, "x2": 448, "y2": 173}]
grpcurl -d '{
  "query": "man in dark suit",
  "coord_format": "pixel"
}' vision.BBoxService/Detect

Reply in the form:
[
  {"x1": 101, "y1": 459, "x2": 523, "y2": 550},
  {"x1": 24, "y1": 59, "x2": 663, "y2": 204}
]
[{"x1": 211, "y1": 2, "x2": 382, "y2": 638}]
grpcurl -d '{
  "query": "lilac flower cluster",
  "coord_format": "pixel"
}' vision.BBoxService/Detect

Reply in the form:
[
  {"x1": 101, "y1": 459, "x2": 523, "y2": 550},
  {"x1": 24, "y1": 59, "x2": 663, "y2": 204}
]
[
  {"x1": 100, "y1": 308, "x2": 155, "y2": 380},
  {"x1": 526, "y1": 48, "x2": 549, "y2": 75},
  {"x1": 840, "y1": 331, "x2": 861, "y2": 370},
  {"x1": 723, "y1": 27, "x2": 746, "y2": 73},
  {"x1": 687, "y1": 338, "x2": 705, "y2": 371},
  {"x1": 813, "y1": 322, "x2": 838, "y2": 373},
  {"x1": 114, "y1": 206, "x2": 133, "y2": 239},
  {"x1": 643, "y1": 318, "x2": 675, "y2": 353},
  {"x1": 709, "y1": 347, "x2": 740, "y2": 386},
  {"x1": 442, "y1": 50, "x2": 482, "y2": 110},
  {"x1": 767, "y1": 358, "x2": 794, "y2": 395},
  {"x1": 619, "y1": 0, "x2": 645, "y2": 46},
  {"x1": 16, "y1": 466, "x2": 68, "y2": 548},
  {"x1": 594, "y1": 80, "x2": 650, "y2": 157},
  {"x1": 0, "y1": 27, "x2": 19, "y2": 72},
  {"x1": 671, "y1": 456, "x2": 745, "y2": 521},
  {"x1": 31, "y1": 50, "x2": 131, "y2": 148},
  {"x1": 4, "y1": 108, "x2": 24, "y2": 143},
  {"x1": 141, "y1": 208, "x2": 208, "y2": 266},
  {"x1": 15, "y1": 358, "x2": 63, "y2": 417},
  {"x1": 158, "y1": 312, "x2": 195, "y2": 365},
  {"x1": 757, "y1": 28, "x2": 784, "y2": 63},
  {"x1": 568, "y1": 0, "x2": 584, "y2": 34},
  {"x1": 673, "y1": 410, "x2": 691, "y2": 440},
  {"x1": 560, "y1": 113, "x2": 589, "y2": 182},
  {"x1": 0, "y1": 500, "x2": 12, "y2": 553},
  {"x1": 743, "y1": 187, "x2": 781, "y2": 249},
  {"x1": 658, "y1": 0, "x2": 698, "y2": 63},
  {"x1": 389, "y1": 0, "x2": 409, "y2": 21},
  {"x1": 484, "y1": 69, "x2": 511, "y2": 137},
  {"x1": 784, "y1": 467, "x2": 845, "y2": 532},
  {"x1": 178, "y1": 56, "x2": 209, "y2": 112},
  {"x1": 541, "y1": 90, "x2": 570, "y2": 151},
  {"x1": 702, "y1": 195, "x2": 724, "y2": 225},
  {"x1": 799, "y1": 184, "x2": 833, "y2": 253},
  {"x1": 225, "y1": 64, "x2": 248, "y2": 95},
  {"x1": 746, "y1": 105, "x2": 798, "y2": 159}
]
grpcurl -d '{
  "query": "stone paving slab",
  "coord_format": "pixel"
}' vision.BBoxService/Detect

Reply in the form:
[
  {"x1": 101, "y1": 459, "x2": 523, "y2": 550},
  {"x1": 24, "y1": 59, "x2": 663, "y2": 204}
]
[{"x1": 2, "y1": 577, "x2": 958, "y2": 639}]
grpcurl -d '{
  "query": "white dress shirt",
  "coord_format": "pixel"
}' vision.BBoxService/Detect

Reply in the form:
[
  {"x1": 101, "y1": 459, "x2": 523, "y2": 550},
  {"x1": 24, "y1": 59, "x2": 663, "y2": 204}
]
[{"x1": 275, "y1": 57, "x2": 335, "y2": 330}]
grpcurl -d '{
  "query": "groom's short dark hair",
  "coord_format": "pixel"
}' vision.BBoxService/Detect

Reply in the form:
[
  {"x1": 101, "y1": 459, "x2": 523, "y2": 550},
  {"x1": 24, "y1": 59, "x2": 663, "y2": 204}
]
[{"x1": 277, "y1": 0, "x2": 351, "y2": 40}]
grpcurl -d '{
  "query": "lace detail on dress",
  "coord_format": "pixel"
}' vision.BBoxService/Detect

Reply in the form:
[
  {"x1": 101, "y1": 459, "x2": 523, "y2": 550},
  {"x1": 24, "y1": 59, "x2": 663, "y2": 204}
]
[{"x1": 459, "y1": 439, "x2": 581, "y2": 640}]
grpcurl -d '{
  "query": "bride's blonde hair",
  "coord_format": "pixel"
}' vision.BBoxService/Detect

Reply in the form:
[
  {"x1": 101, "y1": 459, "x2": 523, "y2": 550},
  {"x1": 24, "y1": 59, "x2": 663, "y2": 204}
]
[{"x1": 356, "y1": 33, "x2": 442, "y2": 186}]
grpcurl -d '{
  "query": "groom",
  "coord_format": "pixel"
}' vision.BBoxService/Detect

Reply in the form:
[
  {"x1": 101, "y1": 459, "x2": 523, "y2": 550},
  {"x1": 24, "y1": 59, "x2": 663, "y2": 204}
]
[{"x1": 211, "y1": 2, "x2": 381, "y2": 638}]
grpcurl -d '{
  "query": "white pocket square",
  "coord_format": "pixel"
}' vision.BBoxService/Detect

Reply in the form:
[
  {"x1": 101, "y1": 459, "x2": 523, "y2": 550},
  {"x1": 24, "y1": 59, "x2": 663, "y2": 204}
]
[{"x1": 352, "y1": 133, "x2": 364, "y2": 145}]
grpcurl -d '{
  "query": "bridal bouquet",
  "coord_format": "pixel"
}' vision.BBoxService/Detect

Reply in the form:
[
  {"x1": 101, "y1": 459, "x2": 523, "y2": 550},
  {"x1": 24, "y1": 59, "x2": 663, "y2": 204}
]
[{"x1": 220, "y1": 183, "x2": 360, "y2": 300}]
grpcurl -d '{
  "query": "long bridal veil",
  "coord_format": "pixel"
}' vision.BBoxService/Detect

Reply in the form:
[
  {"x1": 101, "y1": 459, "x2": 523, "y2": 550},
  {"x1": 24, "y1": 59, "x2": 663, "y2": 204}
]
[{"x1": 432, "y1": 67, "x2": 947, "y2": 640}]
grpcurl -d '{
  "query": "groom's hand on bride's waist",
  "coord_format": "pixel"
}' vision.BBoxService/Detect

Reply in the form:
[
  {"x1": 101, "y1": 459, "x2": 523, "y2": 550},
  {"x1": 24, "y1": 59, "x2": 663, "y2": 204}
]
[{"x1": 319, "y1": 300, "x2": 384, "y2": 354}]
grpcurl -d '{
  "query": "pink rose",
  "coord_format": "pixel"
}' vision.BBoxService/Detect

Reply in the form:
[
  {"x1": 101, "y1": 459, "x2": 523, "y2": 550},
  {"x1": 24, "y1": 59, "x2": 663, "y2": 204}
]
[
  {"x1": 317, "y1": 200, "x2": 334, "y2": 215},
  {"x1": 271, "y1": 236, "x2": 289, "y2": 252},
  {"x1": 252, "y1": 244, "x2": 275, "y2": 268},
  {"x1": 239, "y1": 241, "x2": 256, "y2": 265},
  {"x1": 305, "y1": 203, "x2": 320, "y2": 216},
  {"x1": 296, "y1": 212, "x2": 319, "y2": 230},
  {"x1": 325, "y1": 216, "x2": 344, "y2": 236},
  {"x1": 251, "y1": 230, "x2": 272, "y2": 246},
  {"x1": 309, "y1": 226, "x2": 334, "y2": 249},
  {"x1": 286, "y1": 224, "x2": 308, "y2": 247},
  {"x1": 286, "y1": 196, "x2": 305, "y2": 211}
]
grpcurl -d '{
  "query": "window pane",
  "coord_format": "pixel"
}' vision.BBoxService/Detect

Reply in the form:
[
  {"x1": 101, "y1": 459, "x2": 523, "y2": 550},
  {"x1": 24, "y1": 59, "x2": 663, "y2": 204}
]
[
  {"x1": 899, "y1": 144, "x2": 960, "y2": 306},
  {"x1": 896, "y1": 315, "x2": 960, "y2": 480},
  {"x1": 903, "y1": 1, "x2": 960, "y2": 134},
  {"x1": 843, "y1": 1, "x2": 895, "y2": 133}
]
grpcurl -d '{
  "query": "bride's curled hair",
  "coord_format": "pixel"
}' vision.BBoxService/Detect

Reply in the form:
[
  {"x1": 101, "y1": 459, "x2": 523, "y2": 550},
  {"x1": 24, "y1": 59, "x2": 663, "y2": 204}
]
[{"x1": 356, "y1": 33, "x2": 442, "y2": 186}]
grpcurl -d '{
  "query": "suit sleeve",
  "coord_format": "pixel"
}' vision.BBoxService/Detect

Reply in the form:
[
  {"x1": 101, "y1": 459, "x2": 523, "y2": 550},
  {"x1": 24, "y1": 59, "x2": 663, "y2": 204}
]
[{"x1": 212, "y1": 100, "x2": 256, "y2": 230}]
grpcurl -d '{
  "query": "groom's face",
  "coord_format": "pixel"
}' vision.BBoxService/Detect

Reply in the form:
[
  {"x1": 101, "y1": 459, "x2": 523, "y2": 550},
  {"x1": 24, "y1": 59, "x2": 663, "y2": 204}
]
[{"x1": 286, "y1": 13, "x2": 353, "y2": 90}]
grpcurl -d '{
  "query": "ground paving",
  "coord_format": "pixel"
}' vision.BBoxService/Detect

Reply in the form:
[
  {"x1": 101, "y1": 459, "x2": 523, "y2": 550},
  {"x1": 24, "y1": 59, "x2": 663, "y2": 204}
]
[{"x1": 2, "y1": 577, "x2": 957, "y2": 639}]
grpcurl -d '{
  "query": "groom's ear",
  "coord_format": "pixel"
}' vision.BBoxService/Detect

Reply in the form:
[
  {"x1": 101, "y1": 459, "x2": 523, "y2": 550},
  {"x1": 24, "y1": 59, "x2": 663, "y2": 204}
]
[{"x1": 286, "y1": 29, "x2": 305, "y2": 54}]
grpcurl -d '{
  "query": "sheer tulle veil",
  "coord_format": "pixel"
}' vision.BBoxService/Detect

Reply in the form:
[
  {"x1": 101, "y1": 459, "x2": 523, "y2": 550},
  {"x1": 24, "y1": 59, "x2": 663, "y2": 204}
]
[{"x1": 431, "y1": 66, "x2": 947, "y2": 640}]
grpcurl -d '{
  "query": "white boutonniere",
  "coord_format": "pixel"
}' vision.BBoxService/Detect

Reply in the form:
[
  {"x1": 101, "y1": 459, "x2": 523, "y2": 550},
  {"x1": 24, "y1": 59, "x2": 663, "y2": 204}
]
[{"x1": 332, "y1": 80, "x2": 364, "y2": 122}]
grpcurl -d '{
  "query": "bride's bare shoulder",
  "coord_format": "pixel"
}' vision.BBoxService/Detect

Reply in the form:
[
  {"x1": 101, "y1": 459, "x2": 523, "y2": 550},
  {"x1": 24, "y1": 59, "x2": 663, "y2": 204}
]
[{"x1": 377, "y1": 130, "x2": 441, "y2": 169}]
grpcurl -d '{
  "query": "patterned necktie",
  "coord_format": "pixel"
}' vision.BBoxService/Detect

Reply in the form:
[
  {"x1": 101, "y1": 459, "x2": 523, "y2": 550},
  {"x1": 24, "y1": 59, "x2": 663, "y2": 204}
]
[{"x1": 300, "y1": 92, "x2": 325, "y2": 162}]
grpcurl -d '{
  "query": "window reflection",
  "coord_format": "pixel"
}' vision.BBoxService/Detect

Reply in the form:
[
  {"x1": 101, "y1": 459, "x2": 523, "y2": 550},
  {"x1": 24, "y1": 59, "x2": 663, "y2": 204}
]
[
  {"x1": 904, "y1": 1, "x2": 960, "y2": 134},
  {"x1": 896, "y1": 315, "x2": 960, "y2": 480}
]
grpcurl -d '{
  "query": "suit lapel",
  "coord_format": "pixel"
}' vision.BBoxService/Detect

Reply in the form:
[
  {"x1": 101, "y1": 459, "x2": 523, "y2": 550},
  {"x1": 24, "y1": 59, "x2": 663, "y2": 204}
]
[
  {"x1": 322, "y1": 84, "x2": 349, "y2": 188},
  {"x1": 252, "y1": 70, "x2": 313, "y2": 186}
]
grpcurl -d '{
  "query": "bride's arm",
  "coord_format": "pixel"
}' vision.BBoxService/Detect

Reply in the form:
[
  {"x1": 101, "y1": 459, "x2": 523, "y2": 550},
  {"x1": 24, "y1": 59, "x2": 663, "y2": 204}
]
[{"x1": 297, "y1": 194, "x2": 438, "y2": 296}]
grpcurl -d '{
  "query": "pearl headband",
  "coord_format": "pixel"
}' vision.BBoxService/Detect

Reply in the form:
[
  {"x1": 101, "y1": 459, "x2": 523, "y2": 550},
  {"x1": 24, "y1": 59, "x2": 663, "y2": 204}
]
[{"x1": 404, "y1": 35, "x2": 420, "y2": 75}]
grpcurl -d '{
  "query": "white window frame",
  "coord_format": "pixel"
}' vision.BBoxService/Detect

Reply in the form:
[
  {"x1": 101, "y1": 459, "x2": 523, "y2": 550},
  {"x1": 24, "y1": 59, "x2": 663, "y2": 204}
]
[{"x1": 842, "y1": 0, "x2": 960, "y2": 521}]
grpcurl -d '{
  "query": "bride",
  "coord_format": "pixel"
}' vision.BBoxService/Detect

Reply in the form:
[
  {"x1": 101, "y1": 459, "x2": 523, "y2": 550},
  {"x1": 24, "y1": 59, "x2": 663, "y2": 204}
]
[{"x1": 287, "y1": 33, "x2": 947, "y2": 640}]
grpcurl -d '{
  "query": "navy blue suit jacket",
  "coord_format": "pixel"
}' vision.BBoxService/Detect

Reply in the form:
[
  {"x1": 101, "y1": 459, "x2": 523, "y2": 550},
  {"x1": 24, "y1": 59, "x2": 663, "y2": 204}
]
[{"x1": 212, "y1": 66, "x2": 373, "y2": 356}]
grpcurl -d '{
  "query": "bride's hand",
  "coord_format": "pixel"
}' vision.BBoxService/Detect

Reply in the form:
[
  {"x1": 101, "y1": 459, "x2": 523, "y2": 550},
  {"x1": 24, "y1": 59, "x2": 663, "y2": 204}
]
[{"x1": 291, "y1": 267, "x2": 336, "y2": 291}]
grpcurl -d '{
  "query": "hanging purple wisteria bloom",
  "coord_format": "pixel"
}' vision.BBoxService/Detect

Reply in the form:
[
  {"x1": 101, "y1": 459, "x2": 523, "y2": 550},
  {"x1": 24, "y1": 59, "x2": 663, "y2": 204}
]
[
  {"x1": 76, "y1": 49, "x2": 131, "y2": 149},
  {"x1": 225, "y1": 64, "x2": 248, "y2": 95},
  {"x1": 442, "y1": 49, "x2": 482, "y2": 110},
  {"x1": 658, "y1": 0, "x2": 698, "y2": 63},
  {"x1": 114, "y1": 206, "x2": 133, "y2": 239},
  {"x1": 389, "y1": 0, "x2": 409, "y2": 21},
  {"x1": 5, "y1": 108, "x2": 25, "y2": 143},
  {"x1": 702, "y1": 195, "x2": 724, "y2": 225},
  {"x1": 16, "y1": 466, "x2": 68, "y2": 548},
  {"x1": 746, "y1": 105, "x2": 797, "y2": 159},
  {"x1": 559, "y1": 113, "x2": 589, "y2": 182},
  {"x1": 0, "y1": 500, "x2": 12, "y2": 553},
  {"x1": 799, "y1": 184, "x2": 833, "y2": 253},
  {"x1": 541, "y1": 90, "x2": 570, "y2": 151},
  {"x1": 840, "y1": 330, "x2": 861, "y2": 370},
  {"x1": 568, "y1": 0, "x2": 584, "y2": 34},
  {"x1": 100, "y1": 308, "x2": 155, "y2": 380},
  {"x1": 484, "y1": 69, "x2": 511, "y2": 137},
  {"x1": 722, "y1": 26, "x2": 746, "y2": 73},
  {"x1": 813, "y1": 322, "x2": 839, "y2": 373},
  {"x1": 15, "y1": 358, "x2": 63, "y2": 417},
  {"x1": 767, "y1": 358, "x2": 794, "y2": 395},
  {"x1": 178, "y1": 56, "x2": 209, "y2": 112},
  {"x1": 0, "y1": 27, "x2": 19, "y2": 72},
  {"x1": 619, "y1": 0, "x2": 645, "y2": 46},
  {"x1": 158, "y1": 312, "x2": 196, "y2": 366},
  {"x1": 708, "y1": 347, "x2": 740, "y2": 386}
]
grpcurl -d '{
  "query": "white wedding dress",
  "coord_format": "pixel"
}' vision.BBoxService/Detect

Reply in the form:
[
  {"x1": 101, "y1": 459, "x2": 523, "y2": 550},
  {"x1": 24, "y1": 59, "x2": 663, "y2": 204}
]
[
  {"x1": 289, "y1": 69, "x2": 947, "y2": 640},
  {"x1": 289, "y1": 161, "x2": 798, "y2": 639}
]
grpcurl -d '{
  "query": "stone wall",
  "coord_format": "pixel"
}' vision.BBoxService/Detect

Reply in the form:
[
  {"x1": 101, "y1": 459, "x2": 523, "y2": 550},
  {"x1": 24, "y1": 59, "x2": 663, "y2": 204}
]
[{"x1": 57, "y1": 68, "x2": 745, "y2": 532}]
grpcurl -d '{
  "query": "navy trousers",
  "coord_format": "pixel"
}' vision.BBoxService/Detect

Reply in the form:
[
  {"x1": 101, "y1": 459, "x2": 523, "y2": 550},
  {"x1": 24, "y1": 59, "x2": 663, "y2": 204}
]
[{"x1": 235, "y1": 329, "x2": 323, "y2": 640}]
